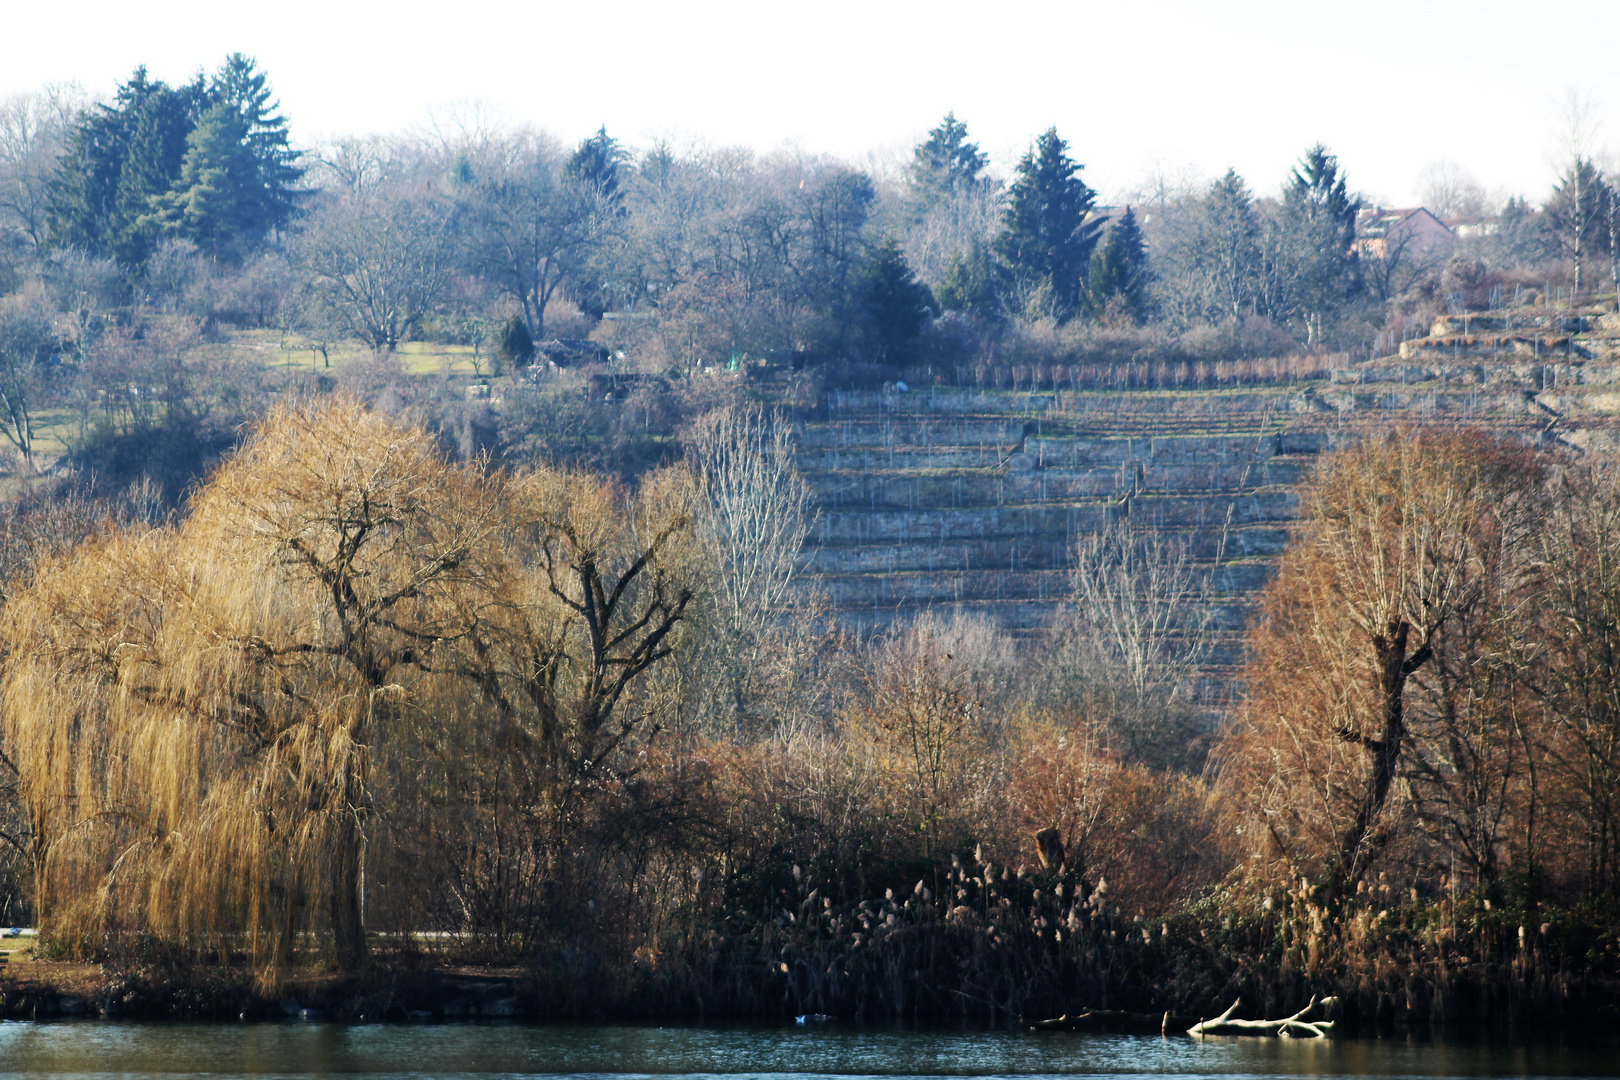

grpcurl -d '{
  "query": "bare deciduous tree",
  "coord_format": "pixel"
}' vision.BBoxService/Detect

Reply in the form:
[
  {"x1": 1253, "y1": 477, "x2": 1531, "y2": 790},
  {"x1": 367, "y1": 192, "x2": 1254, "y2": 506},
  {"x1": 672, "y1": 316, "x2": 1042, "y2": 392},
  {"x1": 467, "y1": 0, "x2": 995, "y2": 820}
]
[
  {"x1": 467, "y1": 134, "x2": 622, "y2": 342},
  {"x1": 3, "y1": 399, "x2": 500, "y2": 975},
  {"x1": 1046, "y1": 515, "x2": 1212, "y2": 768},
  {"x1": 0, "y1": 87, "x2": 82, "y2": 256},
  {"x1": 298, "y1": 184, "x2": 458, "y2": 351},
  {"x1": 681, "y1": 405, "x2": 816, "y2": 734},
  {"x1": 844, "y1": 613, "x2": 1013, "y2": 857},
  {"x1": 1536, "y1": 465, "x2": 1620, "y2": 896},
  {"x1": 0, "y1": 283, "x2": 54, "y2": 469},
  {"x1": 1220, "y1": 430, "x2": 1539, "y2": 901},
  {"x1": 1417, "y1": 160, "x2": 1490, "y2": 220}
]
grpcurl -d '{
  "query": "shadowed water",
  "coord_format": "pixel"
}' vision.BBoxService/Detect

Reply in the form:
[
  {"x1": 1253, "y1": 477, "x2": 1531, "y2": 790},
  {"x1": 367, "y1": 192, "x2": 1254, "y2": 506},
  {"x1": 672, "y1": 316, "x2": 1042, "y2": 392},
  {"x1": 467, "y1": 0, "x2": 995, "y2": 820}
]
[{"x1": 0, "y1": 1022, "x2": 1614, "y2": 1079}]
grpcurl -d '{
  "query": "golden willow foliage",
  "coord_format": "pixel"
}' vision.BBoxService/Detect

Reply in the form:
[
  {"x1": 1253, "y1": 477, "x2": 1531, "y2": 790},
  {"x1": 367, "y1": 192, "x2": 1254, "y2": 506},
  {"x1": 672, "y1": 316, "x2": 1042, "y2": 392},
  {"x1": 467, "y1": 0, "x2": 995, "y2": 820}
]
[{"x1": 0, "y1": 396, "x2": 697, "y2": 983}]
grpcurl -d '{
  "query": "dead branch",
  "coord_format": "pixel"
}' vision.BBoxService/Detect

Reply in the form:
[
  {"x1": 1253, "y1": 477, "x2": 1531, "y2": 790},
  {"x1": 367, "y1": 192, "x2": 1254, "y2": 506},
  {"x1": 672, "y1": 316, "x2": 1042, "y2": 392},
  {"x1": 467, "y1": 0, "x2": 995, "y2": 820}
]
[{"x1": 1187, "y1": 995, "x2": 1337, "y2": 1038}]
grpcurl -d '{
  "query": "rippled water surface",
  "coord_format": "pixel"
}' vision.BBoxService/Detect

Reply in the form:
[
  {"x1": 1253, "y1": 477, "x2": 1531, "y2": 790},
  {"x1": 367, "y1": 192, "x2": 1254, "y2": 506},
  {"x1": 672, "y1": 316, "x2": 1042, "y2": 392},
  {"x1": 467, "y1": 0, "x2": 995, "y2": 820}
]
[{"x1": 0, "y1": 1022, "x2": 1613, "y2": 1079}]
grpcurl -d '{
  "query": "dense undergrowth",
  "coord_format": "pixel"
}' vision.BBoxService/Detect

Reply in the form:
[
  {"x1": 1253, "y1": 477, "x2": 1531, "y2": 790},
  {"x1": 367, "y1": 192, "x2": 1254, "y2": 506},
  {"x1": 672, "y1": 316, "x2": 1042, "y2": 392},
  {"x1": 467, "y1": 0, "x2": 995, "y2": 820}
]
[{"x1": 3, "y1": 402, "x2": 1620, "y2": 1034}]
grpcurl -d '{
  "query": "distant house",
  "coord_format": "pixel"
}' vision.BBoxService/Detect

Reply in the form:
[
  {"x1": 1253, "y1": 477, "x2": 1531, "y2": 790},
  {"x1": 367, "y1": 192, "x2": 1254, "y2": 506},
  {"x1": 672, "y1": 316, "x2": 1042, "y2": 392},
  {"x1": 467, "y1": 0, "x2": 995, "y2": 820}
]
[
  {"x1": 1444, "y1": 215, "x2": 1495, "y2": 239},
  {"x1": 536, "y1": 338, "x2": 612, "y2": 367},
  {"x1": 1355, "y1": 206, "x2": 1455, "y2": 260}
]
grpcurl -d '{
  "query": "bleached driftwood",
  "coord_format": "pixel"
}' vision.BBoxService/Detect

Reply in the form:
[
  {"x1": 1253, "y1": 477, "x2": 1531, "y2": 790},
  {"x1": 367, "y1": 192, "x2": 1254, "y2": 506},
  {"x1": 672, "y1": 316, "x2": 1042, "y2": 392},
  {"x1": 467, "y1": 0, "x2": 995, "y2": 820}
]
[{"x1": 1186, "y1": 995, "x2": 1337, "y2": 1038}]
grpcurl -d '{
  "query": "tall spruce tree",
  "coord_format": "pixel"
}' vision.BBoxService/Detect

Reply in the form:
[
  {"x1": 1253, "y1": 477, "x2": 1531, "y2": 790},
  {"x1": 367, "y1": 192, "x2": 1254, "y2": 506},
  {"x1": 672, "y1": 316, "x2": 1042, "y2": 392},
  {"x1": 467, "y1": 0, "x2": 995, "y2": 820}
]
[
  {"x1": 563, "y1": 126, "x2": 629, "y2": 317},
  {"x1": 209, "y1": 53, "x2": 304, "y2": 242},
  {"x1": 857, "y1": 236, "x2": 935, "y2": 364},
  {"x1": 1488, "y1": 196, "x2": 1554, "y2": 267},
  {"x1": 146, "y1": 102, "x2": 260, "y2": 260},
  {"x1": 907, "y1": 112, "x2": 988, "y2": 220},
  {"x1": 46, "y1": 68, "x2": 164, "y2": 257},
  {"x1": 46, "y1": 57, "x2": 302, "y2": 268},
  {"x1": 567, "y1": 126, "x2": 628, "y2": 206},
  {"x1": 935, "y1": 240, "x2": 1001, "y2": 318},
  {"x1": 1547, "y1": 158, "x2": 1613, "y2": 295},
  {"x1": 1198, "y1": 169, "x2": 1262, "y2": 322},
  {"x1": 1282, "y1": 144, "x2": 1361, "y2": 343},
  {"x1": 996, "y1": 128, "x2": 1101, "y2": 320},
  {"x1": 113, "y1": 77, "x2": 207, "y2": 267},
  {"x1": 1084, "y1": 207, "x2": 1150, "y2": 324}
]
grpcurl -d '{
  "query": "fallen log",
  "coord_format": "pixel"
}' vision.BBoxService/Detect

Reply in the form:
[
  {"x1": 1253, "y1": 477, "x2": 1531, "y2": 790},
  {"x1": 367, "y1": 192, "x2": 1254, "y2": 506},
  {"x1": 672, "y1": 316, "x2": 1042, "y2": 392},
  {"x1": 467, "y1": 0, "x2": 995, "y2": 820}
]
[
  {"x1": 1028, "y1": 1008, "x2": 1199, "y2": 1034},
  {"x1": 1187, "y1": 996, "x2": 1337, "y2": 1039}
]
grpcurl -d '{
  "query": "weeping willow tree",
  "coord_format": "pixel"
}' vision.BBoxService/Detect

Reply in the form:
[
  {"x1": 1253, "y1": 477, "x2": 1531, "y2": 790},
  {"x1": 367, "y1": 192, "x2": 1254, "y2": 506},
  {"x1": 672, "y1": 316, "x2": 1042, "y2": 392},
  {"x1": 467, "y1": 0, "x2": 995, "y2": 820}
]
[{"x1": 0, "y1": 396, "x2": 701, "y2": 982}]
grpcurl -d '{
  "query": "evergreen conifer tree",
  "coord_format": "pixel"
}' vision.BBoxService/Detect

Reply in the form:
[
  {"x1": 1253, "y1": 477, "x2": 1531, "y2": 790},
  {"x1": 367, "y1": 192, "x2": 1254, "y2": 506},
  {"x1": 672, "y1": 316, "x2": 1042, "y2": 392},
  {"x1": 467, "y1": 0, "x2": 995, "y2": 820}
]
[
  {"x1": 857, "y1": 236, "x2": 935, "y2": 364},
  {"x1": 47, "y1": 68, "x2": 165, "y2": 257},
  {"x1": 499, "y1": 315, "x2": 535, "y2": 366},
  {"x1": 146, "y1": 102, "x2": 259, "y2": 260},
  {"x1": 209, "y1": 53, "x2": 304, "y2": 242},
  {"x1": 1489, "y1": 196, "x2": 1554, "y2": 267},
  {"x1": 567, "y1": 126, "x2": 628, "y2": 205},
  {"x1": 1547, "y1": 158, "x2": 1613, "y2": 295},
  {"x1": 1282, "y1": 144, "x2": 1361, "y2": 342},
  {"x1": 1198, "y1": 169, "x2": 1262, "y2": 321},
  {"x1": 935, "y1": 242, "x2": 1001, "y2": 318},
  {"x1": 907, "y1": 112, "x2": 988, "y2": 220},
  {"x1": 46, "y1": 57, "x2": 302, "y2": 268},
  {"x1": 112, "y1": 77, "x2": 206, "y2": 267},
  {"x1": 996, "y1": 128, "x2": 1100, "y2": 320},
  {"x1": 1084, "y1": 207, "x2": 1150, "y2": 324}
]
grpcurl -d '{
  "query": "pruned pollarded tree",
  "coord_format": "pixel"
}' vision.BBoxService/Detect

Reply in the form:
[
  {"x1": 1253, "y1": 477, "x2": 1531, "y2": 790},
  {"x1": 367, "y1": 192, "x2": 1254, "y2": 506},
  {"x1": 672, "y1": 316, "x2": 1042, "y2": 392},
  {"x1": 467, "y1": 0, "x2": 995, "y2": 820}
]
[{"x1": 1216, "y1": 429, "x2": 1541, "y2": 903}]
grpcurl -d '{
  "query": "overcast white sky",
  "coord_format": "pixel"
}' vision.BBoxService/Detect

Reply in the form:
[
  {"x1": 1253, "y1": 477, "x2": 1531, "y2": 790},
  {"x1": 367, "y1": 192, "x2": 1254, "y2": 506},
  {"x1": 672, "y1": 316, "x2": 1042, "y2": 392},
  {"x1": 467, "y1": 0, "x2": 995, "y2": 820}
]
[{"x1": 6, "y1": 0, "x2": 1618, "y2": 205}]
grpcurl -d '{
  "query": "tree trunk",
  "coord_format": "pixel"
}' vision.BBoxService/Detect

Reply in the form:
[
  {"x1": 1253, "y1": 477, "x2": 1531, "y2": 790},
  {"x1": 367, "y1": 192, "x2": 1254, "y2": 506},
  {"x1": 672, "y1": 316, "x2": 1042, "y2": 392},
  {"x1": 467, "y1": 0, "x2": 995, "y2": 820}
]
[
  {"x1": 1573, "y1": 169, "x2": 1584, "y2": 297},
  {"x1": 1330, "y1": 620, "x2": 1430, "y2": 902},
  {"x1": 1608, "y1": 198, "x2": 1618, "y2": 313},
  {"x1": 329, "y1": 818, "x2": 365, "y2": 970}
]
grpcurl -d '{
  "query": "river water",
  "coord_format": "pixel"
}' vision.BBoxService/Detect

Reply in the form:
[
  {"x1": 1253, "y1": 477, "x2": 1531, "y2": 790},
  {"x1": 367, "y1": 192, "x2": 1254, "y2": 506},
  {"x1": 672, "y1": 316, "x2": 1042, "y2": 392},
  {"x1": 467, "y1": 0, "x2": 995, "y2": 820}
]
[{"x1": 0, "y1": 1022, "x2": 1613, "y2": 1079}]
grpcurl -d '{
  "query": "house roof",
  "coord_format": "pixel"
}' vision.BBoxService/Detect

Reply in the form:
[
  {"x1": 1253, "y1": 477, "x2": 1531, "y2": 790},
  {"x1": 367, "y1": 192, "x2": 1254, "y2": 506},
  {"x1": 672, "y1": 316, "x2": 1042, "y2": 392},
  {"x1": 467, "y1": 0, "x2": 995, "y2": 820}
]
[{"x1": 1355, "y1": 206, "x2": 1452, "y2": 239}]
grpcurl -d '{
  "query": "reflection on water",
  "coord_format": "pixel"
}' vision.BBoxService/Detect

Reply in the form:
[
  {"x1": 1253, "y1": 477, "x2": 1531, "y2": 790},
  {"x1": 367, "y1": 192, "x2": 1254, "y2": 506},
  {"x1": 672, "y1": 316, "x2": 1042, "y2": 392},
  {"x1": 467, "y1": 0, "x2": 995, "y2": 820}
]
[{"x1": 0, "y1": 1021, "x2": 1614, "y2": 1079}]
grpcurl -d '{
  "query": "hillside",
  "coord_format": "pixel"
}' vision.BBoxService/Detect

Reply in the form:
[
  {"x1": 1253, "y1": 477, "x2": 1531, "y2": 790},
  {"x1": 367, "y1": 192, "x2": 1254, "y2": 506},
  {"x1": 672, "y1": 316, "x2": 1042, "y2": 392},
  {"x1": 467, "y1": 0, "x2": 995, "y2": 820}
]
[{"x1": 795, "y1": 302, "x2": 1620, "y2": 674}]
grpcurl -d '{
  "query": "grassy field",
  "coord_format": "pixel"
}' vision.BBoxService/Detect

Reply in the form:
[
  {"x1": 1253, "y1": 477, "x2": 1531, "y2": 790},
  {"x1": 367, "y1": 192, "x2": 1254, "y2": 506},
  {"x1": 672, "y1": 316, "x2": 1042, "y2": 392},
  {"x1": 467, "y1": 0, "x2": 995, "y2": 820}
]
[
  {"x1": 242, "y1": 330, "x2": 498, "y2": 380},
  {"x1": 2, "y1": 332, "x2": 509, "y2": 489}
]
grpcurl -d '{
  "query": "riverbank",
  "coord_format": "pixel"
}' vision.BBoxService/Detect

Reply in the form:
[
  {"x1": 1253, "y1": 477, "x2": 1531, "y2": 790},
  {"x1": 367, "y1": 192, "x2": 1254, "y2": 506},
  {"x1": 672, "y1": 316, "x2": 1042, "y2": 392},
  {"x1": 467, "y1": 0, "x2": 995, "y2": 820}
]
[
  {"x1": 7, "y1": 887, "x2": 1619, "y2": 1033},
  {"x1": 0, "y1": 951, "x2": 536, "y2": 1021}
]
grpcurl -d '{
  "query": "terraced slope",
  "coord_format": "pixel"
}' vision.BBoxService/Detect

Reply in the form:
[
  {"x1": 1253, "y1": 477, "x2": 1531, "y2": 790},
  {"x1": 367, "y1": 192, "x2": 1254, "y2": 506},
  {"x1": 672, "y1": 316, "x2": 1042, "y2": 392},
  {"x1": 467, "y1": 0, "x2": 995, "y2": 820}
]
[
  {"x1": 1331, "y1": 307, "x2": 1620, "y2": 452},
  {"x1": 797, "y1": 386, "x2": 1341, "y2": 666},
  {"x1": 796, "y1": 312, "x2": 1620, "y2": 665}
]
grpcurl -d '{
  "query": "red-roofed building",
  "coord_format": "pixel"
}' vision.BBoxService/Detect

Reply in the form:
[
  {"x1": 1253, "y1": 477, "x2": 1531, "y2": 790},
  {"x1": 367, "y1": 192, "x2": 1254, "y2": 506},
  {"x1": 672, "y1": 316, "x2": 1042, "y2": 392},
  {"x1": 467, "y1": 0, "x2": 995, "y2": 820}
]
[{"x1": 1355, "y1": 206, "x2": 1455, "y2": 260}]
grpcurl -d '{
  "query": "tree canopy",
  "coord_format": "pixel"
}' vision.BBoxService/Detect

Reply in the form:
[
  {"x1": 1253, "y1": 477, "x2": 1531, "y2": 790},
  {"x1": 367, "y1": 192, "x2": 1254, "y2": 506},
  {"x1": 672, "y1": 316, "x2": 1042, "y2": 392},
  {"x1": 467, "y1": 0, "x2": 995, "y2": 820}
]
[
  {"x1": 995, "y1": 128, "x2": 1101, "y2": 321},
  {"x1": 45, "y1": 55, "x2": 303, "y2": 268},
  {"x1": 1085, "y1": 207, "x2": 1150, "y2": 324},
  {"x1": 908, "y1": 112, "x2": 989, "y2": 220}
]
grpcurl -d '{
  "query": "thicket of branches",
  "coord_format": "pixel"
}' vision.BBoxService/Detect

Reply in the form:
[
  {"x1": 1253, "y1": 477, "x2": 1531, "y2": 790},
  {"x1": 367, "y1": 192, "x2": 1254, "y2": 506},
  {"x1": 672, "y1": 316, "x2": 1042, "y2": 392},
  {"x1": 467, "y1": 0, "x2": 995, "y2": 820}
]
[
  {"x1": 0, "y1": 401, "x2": 1614, "y2": 1029},
  {"x1": 1, "y1": 59, "x2": 1619, "y2": 1026}
]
